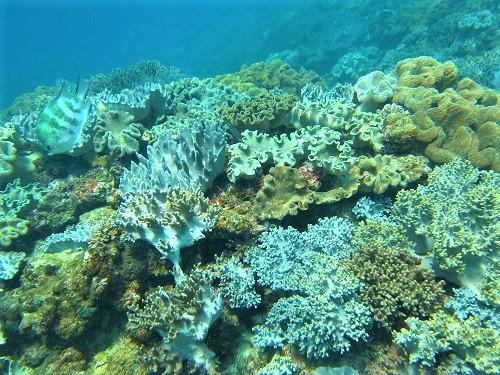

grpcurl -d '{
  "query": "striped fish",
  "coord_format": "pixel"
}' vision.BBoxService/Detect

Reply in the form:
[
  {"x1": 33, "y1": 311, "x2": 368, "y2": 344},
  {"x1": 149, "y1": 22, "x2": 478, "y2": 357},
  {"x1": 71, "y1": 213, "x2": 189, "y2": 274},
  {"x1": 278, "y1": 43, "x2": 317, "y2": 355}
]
[{"x1": 35, "y1": 79, "x2": 91, "y2": 155}]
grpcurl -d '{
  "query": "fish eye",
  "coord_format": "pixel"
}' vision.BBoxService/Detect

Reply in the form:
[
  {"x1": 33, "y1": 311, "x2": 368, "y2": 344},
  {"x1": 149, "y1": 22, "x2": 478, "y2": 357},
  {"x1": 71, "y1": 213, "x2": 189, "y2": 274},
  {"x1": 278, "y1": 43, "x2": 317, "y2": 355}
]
[{"x1": 46, "y1": 145, "x2": 51, "y2": 151}]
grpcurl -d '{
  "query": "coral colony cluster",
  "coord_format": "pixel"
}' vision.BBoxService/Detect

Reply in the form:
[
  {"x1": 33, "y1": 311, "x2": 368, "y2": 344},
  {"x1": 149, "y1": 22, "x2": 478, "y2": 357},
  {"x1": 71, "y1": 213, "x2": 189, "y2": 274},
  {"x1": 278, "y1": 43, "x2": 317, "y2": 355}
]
[{"x1": 0, "y1": 53, "x2": 498, "y2": 375}]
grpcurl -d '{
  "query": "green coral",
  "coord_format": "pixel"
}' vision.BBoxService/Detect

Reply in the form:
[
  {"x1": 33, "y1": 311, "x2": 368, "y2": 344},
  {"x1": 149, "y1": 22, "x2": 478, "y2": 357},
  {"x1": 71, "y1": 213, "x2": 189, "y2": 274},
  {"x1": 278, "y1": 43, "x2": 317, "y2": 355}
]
[
  {"x1": 395, "y1": 312, "x2": 499, "y2": 373},
  {"x1": 254, "y1": 166, "x2": 314, "y2": 220},
  {"x1": 227, "y1": 125, "x2": 355, "y2": 182},
  {"x1": 219, "y1": 92, "x2": 296, "y2": 132},
  {"x1": 0, "y1": 179, "x2": 45, "y2": 247},
  {"x1": 391, "y1": 158, "x2": 499, "y2": 291},
  {"x1": 344, "y1": 244, "x2": 444, "y2": 329},
  {"x1": 349, "y1": 154, "x2": 430, "y2": 194},
  {"x1": 93, "y1": 110, "x2": 144, "y2": 158}
]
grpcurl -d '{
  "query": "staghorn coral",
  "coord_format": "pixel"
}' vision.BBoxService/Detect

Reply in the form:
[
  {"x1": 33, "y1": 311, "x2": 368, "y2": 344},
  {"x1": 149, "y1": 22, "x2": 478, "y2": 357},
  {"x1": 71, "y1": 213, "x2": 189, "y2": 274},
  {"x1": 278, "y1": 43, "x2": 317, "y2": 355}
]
[
  {"x1": 93, "y1": 110, "x2": 144, "y2": 158},
  {"x1": 215, "y1": 59, "x2": 325, "y2": 96},
  {"x1": 393, "y1": 57, "x2": 500, "y2": 170},
  {"x1": 391, "y1": 158, "x2": 500, "y2": 292},
  {"x1": 254, "y1": 166, "x2": 314, "y2": 221},
  {"x1": 117, "y1": 187, "x2": 219, "y2": 283},
  {"x1": 344, "y1": 244, "x2": 445, "y2": 329},
  {"x1": 354, "y1": 71, "x2": 397, "y2": 112},
  {"x1": 219, "y1": 92, "x2": 296, "y2": 133},
  {"x1": 349, "y1": 154, "x2": 430, "y2": 194},
  {"x1": 127, "y1": 268, "x2": 221, "y2": 375}
]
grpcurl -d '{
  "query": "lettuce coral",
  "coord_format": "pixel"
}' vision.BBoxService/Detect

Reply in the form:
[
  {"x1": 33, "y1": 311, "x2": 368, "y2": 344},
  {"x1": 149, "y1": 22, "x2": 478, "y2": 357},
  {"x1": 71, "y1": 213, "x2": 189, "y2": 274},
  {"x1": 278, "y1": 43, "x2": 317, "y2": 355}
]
[
  {"x1": 219, "y1": 92, "x2": 296, "y2": 133},
  {"x1": 215, "y1": 59, "x2": 325, "y2": 96},
  {"x1": 354, "y1": 70, "x2": 397, "y2": 112},
  {"x1": 93, "y1": 110, "x2": 144, "y2": 158},
  {"x1": 349, "y1": 154, "x2": 430, "y2": 194},
  {"x1": 227, "y1": 125, "x2": 355, "y2": 182},
  {"x1": 0, "y1": 179, "x2": 45, "y2": 247}
]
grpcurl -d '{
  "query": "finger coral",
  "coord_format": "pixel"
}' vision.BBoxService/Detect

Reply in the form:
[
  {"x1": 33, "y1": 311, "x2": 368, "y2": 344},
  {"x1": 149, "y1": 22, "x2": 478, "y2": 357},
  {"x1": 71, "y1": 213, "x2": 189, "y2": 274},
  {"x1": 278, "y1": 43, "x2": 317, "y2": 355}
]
[{"x1": 344, "y1": 244, "x2": 445, "y2": 329}]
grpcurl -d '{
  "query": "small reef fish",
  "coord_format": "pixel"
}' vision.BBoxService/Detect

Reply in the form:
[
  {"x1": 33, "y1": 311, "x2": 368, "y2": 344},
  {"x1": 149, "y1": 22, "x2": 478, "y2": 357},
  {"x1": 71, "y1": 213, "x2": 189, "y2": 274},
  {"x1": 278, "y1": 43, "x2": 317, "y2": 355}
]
[{"x1": 35, "y1": 79, "x2": 91, "y2": 155}]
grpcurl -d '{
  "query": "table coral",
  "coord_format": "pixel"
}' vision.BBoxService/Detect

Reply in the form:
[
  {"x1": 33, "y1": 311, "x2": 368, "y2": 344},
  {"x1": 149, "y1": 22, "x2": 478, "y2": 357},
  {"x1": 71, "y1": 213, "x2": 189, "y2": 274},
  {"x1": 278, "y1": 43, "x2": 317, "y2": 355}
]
[
  {"x1": 93, "y1": 110, "x2": 144, "y2": 158},
  {"x1": 344, "y1": 244, "x2": 444, "y2": 329}
]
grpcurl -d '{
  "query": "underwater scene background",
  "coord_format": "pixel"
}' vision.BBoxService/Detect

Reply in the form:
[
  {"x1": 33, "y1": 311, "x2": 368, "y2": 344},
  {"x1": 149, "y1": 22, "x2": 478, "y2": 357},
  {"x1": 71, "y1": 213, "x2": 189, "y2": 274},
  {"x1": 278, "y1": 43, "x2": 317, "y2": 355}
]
[{"x1": 0, "y1": 0, "x2": 499, "y2": 374}]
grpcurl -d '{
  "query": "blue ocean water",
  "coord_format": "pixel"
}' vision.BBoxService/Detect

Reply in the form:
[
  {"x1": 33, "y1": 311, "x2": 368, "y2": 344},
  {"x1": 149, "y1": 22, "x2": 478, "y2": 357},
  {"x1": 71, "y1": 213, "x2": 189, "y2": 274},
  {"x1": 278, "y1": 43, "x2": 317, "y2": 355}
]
[
  {"x1": 0, "y1": 1, "x2": 499, "y2": 374},
  {"x1": 1, "y1": 0, "x2": 307, "y2": 107}
]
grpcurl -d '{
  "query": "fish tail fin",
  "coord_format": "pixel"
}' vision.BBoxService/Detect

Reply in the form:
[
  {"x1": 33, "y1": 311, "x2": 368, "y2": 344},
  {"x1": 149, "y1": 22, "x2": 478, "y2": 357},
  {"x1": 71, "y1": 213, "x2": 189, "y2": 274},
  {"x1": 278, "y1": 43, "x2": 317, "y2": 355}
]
[
  {"x1": 75, "y1": 77, "x2": 91, "y2": 100},
  {"x1": 56, "y1": 81, "x2": 69, "y2": 99}
]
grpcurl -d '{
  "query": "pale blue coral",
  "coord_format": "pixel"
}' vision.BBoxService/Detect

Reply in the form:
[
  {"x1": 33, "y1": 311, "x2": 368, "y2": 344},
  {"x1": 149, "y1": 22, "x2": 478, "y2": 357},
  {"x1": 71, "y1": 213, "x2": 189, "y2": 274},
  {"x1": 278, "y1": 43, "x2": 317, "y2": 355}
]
[
  {"x1": 352, "y1": 196, "x2": 391, "y2": 220},
  {"x1": 218, "y1": 257, "x2": 261, "y2": 309},
  {"x1": 0, "y1": 251, "x2": 26, "y2": 280},
  {"x1": 391, "y1": 159, "x2": 500, "y2": 291},
  {"x1": 120, "y1": 119, "x2": 226, "y2": 194}
]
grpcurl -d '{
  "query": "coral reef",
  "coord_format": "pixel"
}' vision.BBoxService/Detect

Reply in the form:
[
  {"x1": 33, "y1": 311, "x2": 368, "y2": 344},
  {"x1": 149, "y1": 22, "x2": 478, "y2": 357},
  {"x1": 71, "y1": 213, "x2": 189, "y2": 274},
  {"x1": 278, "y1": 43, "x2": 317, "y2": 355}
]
[
  {"x1": 392, "y1": 57, "x2": 500, "y2": 171},
  {"x1": 93, "y1": 110, "x2": 144, "y2": 158},
  {"x1": 344, "y1": 244, "x2": 445, "y2": 329},
  {"x1": 127, "y1": 268, "x2": 221, "y2": 374},
  {"x1": 391, "y1": 158, "x2": 499, "y2": 292},
  {"x1": 1, "y1": 49, "x2": 499, "y2": 375}
]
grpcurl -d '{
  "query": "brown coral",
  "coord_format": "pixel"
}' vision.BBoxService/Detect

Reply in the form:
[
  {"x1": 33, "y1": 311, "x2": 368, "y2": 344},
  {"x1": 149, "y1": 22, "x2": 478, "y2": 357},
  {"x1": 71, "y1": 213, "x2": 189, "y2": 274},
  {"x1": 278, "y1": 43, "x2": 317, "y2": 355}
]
[
  {"x1": 219, "y1": 92, "x2": 296, "y2": 132},
  {"x1": 393, "y1": 57, "x2": 500, "y2": 171},
  {"x1": 349, "y1": 154, "x2": 430, "y2": 194},
  {"x1": 215, "y1": 59, "x2": 325, "y2": 96},
  {"x1": 344, "y1": 244, "x2": 445, "y2": 329},
  {"x1": 254, "y1": 166, "x2": 314, "y2": 220}
]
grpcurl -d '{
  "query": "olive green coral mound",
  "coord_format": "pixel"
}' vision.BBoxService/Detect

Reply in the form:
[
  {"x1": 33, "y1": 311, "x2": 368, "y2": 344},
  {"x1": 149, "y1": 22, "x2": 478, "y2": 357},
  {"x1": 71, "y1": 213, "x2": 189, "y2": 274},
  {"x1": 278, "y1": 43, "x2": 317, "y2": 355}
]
[{"x1": 344, "y1": 244, "x2": 445, "y2": 330}]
